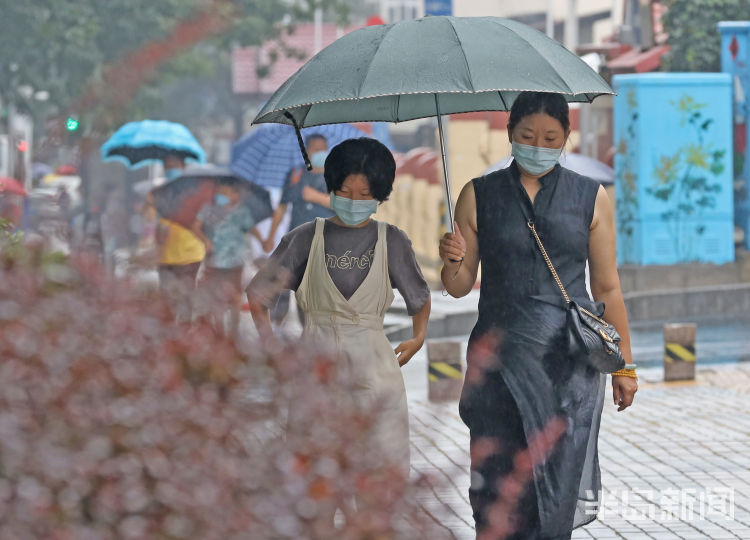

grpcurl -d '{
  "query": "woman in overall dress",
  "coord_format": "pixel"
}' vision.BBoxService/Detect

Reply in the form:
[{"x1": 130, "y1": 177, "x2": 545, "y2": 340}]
[
  {"x1": 248, "y1": 137, "x2": 431, "y2": 486},
  {"x1": 439, "y1": 92, "x2": 638, "y2": 539}
]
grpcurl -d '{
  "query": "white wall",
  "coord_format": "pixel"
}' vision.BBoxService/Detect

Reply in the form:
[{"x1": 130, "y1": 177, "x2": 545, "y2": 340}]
[
  {"x1": 453, "y1": 0, "x2": 613, "y2": 19},
  {"x1": 381, "y1": 0, "x2": 423, "y2": 22}
]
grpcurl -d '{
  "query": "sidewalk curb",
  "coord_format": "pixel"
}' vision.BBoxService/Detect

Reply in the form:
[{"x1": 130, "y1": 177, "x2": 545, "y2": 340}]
[
  {"x1": 623, "y1": 282, "x2": 750, "y2": 322},
  {"x1": 386, "y1": 283, "x2": 750, "y2": 342}
]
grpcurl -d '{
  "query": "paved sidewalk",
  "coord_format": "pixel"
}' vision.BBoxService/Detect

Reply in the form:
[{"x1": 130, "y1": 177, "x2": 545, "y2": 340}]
[
  {"x1": 405, "y1": 361, "x2": 750, "y2": 539},
  {"x1": 234, "y1": 296, "x2": 750, "y2": 538}
]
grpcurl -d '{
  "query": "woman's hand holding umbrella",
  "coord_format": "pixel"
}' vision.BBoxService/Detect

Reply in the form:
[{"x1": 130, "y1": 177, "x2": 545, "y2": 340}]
[{"x1": 439, "y1": 221, "x2": 466, "y2": 265}]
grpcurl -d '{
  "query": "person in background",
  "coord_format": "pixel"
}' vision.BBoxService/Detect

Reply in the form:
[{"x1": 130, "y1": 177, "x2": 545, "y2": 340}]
[
  {"x1": 262, "y1": 134, "x2": 334, "y2": 325},
  {"x1": 153, "y1": 153, "x2": 205, "y2": 322},
  {"x1": 101, "y1": 183, "x2": 132, "y2": 275},
  {"x1": 81, "y1": 192, "x2": 106, "y2": 258},
  {"x1": 162, "y1": 153, "x2": 186, "y2": 182},
  {"x1": 56, "y1": 186, "x2": 71, "y2": 214},
  {"x1": 192, "y1": 179, "x2": 261, "y2": 339}
]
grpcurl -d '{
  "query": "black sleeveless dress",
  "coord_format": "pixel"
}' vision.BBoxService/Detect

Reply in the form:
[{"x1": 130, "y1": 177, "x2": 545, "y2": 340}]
[{"x1": 459, "y1": 162, "x2": 607, "y2": 539}]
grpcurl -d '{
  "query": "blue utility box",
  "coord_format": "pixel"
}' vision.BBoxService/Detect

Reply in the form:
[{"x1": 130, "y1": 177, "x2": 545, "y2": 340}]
[
  {"x1": 719, "y1": 21, "x2": 750, "y2": 250},
  {"x1": 613, "y1": 73, "x2": 735, "y2": 265}
]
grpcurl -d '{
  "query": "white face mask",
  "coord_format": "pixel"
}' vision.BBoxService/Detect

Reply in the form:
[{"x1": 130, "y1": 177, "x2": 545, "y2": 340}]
[
  {"x1": 310, "y1": 151, "x2": 328, "y2": 169},
  {"x1": 511, "y1": 141, "x2": 563, "y2": 176},
  {"x1": 329, "y1": 194, "x2": 378, "y2": 226}
]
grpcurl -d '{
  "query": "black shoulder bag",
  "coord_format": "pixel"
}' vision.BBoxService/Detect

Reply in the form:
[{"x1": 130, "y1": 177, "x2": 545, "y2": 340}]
[
  {"x1": 526, "y1": 221, "x2": 624, "y2": 372},
  {"x1": 522, "y1": 207, "x2": 625, "y2": 373}
]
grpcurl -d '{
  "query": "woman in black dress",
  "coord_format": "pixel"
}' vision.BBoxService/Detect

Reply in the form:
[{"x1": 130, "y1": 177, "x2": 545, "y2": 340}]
[{"x1": 439, "y1": 92, "x2": 638, "y2": 539}]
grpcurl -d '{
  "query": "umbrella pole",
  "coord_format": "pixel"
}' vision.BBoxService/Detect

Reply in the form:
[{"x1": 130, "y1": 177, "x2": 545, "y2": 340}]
[{"x1": 435, "y1": 94, "x2": 455, "y2": 234}]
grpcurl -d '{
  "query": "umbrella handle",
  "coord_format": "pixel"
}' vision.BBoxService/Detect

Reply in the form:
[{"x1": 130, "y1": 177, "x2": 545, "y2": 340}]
[{"x1": 284, "y1": 111, "x2": 312, "y2": 171}]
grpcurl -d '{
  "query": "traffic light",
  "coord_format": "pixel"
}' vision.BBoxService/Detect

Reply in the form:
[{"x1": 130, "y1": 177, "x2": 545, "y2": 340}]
[{"x1": 65, "y1": 117, "x2": 79, "y2": 131}]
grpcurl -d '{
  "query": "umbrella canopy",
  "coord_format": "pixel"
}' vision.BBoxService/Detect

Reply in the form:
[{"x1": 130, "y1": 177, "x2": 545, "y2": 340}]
[
  {"x1": 254, "y1": 16, "x2": 613, "y2": 127},
  {"x1": 56, "y1": 164, "x2": 78, "y2": 175},
  {"x1": 252, "y1": 16, "x2": 613, "y2": 230},
  {"x1": 230, "y1": 122, "x2": 370, "y2": 189},
  {"x1": 151, "y1": 165, "x2": 272, "y2": 229},
  {"x1": 31, "y1": 163, "x2": 53, "y2": 181},
  {"x1": 0, "y1": 176, "x2": 27, "y2": 197},
  {"x1": 486, "y1": 153, "x2": 615, "y2": 185},
  {"x1": 100, "y1": 120, "x2": 206, "y2": 169}
]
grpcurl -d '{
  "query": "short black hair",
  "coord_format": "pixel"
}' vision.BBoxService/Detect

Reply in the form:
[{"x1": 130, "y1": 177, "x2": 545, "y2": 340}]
[
  {"x1": 324, "y1": 138, "x2": 395, "y2": 202},
  {"x1": 304, "y1": 133, "x2": 327, "y2": 147},
  {"x1": 508, "y1": 92, "x2": 570, "y2": 134}
]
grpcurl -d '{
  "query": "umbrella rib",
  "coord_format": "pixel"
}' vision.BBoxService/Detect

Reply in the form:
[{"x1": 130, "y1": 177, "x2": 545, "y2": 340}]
[
  {"x1": 448, "y1": 18, "x2": 476, "y2": 92},
  {"x1": 297, "y1": 107, "x2": 313, "y2": 131},
  {"x1": 356, "y1": 26, "x2": 390, "y2": 99},
  {"x1": 498, "y1": 91, "x2": 508, "y2": 110}
]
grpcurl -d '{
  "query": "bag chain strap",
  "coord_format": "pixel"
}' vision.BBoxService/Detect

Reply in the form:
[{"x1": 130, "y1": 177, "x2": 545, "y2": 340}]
[
  {"x1": 526, "y1": 221, "x2": 609, "y2": 327},
  {"x1": 527, "y1": 221, "x2": 570, "y2": 303}
]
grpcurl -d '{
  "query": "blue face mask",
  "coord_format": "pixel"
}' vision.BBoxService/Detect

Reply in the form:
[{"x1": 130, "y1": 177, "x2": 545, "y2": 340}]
[
  {"x1": 511, "y1": 141, "x2": 563, "y2": 176},
  {"x1": 164, "y1": 168, "x2": 183, "y2": 181},
  {"x1": 330, "y1": 194, "x2": 378, "y2": 226},
  {"x1": 214, "y1": 193, "x2": 231, "y2": 206},
  {"x1": 310, "y1": 151, "x2": 328, "y2": 169}
]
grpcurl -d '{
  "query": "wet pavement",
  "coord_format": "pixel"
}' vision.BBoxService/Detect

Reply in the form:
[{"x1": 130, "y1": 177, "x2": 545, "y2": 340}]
[
  {"x1": 403, "y1": 348, "x2": 750, "y2": 539},
  {"x1": 236, "y1": 287, "x2": 750, "y2": 538}
]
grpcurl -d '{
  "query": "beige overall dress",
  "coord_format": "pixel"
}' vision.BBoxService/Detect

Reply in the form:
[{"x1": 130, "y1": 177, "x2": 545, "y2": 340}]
[{"x1": 295, "y1": 218, "x2": 410, "y2": 473}]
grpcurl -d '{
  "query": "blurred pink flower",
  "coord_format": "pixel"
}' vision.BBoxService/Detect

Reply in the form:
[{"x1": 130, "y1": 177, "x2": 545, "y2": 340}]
[{"x1": 0, "y1": 251, "x2": 450, "y2": 539}]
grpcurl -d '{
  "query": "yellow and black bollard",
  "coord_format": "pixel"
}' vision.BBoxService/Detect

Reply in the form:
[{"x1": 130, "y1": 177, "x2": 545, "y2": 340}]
[
  {"x1": 427, "y1": 341, "x2": 464, "y2": 401},
  {"x1": 663, "y1": 323, "x2": 696, "y2": 382}
]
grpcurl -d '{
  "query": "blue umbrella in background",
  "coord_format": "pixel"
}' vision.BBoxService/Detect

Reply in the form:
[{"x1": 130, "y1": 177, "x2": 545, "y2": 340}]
[
  {"x1": 100, "y1": 120, "x2": 206, "y2": 168},
  {"x1": 230, "y1": 122, "x2": 374, "y2": 189},
  {"x1": 31, "y1": 162, "x2": 53, "y2": 182}
]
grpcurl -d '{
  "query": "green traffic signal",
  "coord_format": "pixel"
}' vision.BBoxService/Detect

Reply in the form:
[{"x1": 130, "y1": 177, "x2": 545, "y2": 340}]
[{"x1": 65, "y1": 117, "x2": 79, "y2": 131}]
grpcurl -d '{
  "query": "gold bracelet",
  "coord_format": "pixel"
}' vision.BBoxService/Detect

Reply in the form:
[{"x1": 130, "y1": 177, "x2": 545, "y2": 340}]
[{"x1": 612, "y1": 369, "x2": 638, "y2": 379}]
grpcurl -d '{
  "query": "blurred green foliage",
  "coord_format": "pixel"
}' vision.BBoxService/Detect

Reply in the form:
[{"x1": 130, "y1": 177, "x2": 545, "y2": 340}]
[
  {"x1": 0, "y1": 0, "x2": 349, "y2": 127},
  {"x1": 0, "y1": 218, "x2": 24, "y2": 265},
  {"x1": 662, "y1": 0, "x2": 750, "y2": 72},
  {"x1": 0, "y1": 218, "x2": 69, "y2": 286}
]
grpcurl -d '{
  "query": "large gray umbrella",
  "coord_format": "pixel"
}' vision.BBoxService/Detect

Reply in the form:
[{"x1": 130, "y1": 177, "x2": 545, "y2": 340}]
[{"x1": 253, "y1": 16, "x2": 614, "y2": 230}]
